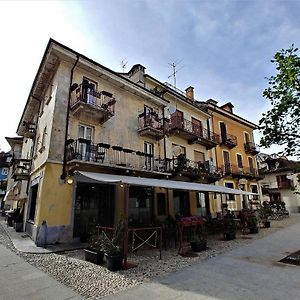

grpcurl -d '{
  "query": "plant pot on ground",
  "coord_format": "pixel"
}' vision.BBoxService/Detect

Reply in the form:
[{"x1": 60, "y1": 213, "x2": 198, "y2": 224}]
[
  {"x1": 190, "y1": 225, "x2": 208, "y2": 252},
  {"x1": 263, "y1": 221, "x2": 271, "y2": 228},
  {"x1": 100, "y1": 215, "x2": 125, "y2": 271},
  {"x1": 223, "y1": 218, "x2": 237, "y2": 241},
  {"x1": 248, "y1": 215, "x2": 259, "y2": 234},
  {"x1": 84, "y1": 235, "x2": 104, "y2": 265}
]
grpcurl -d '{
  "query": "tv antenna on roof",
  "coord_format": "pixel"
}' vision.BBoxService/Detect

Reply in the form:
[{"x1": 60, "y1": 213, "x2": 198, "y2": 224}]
[
  {"x1": 120, "y1": 59, "x2": 128, "y2": 72},
  {"x1": 168, "y1": 59, "x2": 184, "y2": 88}
]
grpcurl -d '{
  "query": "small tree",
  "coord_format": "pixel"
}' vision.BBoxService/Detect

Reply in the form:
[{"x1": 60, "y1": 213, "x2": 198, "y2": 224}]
[{"x1": 259, "y1": 45, "x2": 300, "y2": 158}]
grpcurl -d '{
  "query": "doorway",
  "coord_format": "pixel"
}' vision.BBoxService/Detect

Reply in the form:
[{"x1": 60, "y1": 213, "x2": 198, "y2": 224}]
[
  {"x1": 73, "y1": 183, "x2": 115, "y2": 239},
  {"x1": 173, "y1": 190, "x2": 190, "y2": 217}
]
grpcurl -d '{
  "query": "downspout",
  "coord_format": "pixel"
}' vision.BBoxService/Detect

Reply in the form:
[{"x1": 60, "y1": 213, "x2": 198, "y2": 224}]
[
  {"x1": 61, "y1": 55, "x2": 79, "y2": 180},
  {"x1": 26, "y1": 96, "x2": 42, "y2": 194},
  {"x1": 162, "y1": 106, "x2": 170, "y2": 216}
]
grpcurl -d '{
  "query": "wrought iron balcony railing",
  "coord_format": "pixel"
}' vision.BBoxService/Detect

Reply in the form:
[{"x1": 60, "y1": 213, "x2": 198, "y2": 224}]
[
  {"x1": 66, "y1": 139, "x2": 170, "y2": 173},
  {"x1": 71, "y1": 84, "x2": 116, "y2": 123},
  {"x1": 220, "y1": 133, "x2": 237, "y2": 148},
  {"x1": 137, "y1": 112, "x2": 165, "y2": 140},
  {"x1": 244, "y1": 142, "x2": 260, "y2": 155},
  {"x1": 12, "y1": 159, "x2": 31, "y2": 180},
  {"x1": 221, "y1": 164, "x2": 259, "y2": 177},
  {"x1": 169, "y1": 116, "x2": 220, "y2": 148}
]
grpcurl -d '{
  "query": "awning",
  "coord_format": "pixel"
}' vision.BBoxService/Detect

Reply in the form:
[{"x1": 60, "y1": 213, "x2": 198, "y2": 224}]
[
  {"x1": 3, "y1": 182, "x2": 18, "y2": 202},
  {"x1": 77, "y1": 171, "x2": 258, "y2": 195}
]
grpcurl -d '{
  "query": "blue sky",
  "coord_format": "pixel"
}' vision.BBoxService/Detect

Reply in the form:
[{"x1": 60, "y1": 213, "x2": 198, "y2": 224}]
[{"x1": 0, "y1": 0, "x2": 299, "y2": 154}]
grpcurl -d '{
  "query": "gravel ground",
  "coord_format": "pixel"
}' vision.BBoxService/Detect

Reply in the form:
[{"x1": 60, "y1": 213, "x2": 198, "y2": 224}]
[{"x1": 0, "y1": 214, "x2": 300, "y2": 299}]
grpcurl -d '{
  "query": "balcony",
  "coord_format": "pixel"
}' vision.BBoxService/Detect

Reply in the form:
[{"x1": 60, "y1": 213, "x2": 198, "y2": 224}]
[
  {"x1": 22, "y1": 122, "x2": 36, "y2": 138},
  {"x1": 171, "y1": 155, "x2": 221, "y2": 182},
  {"x1": 12, "y1": 159, "x2": 31, "y2": 180},
  {"x1": 66, "y1": 139, "x2": 171, "y2": 174},
  {"x1": 137, "y1": 112, "x2": 165, "y2": 140},
  {"x1": 277, "y1": 180, "x2": 293, "y2": 189},
  {"x1": 169, "y1": 116, "x2": 220, "y2": 149},
  {"x1": 220, "y1": 133, "x2": 237, "y2": 149},
  {"x1": 244, "y1": 142, "x2": 260, "y2": 155},
  {"x1": 221, "y1": 164, "x2": 260, "y2": 179},
  {"x1": 71, "y1": 84, "x2": 115, "y2": 124}
]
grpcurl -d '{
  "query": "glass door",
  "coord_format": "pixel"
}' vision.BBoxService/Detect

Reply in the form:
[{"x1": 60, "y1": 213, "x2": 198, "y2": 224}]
[
  {"x1": 144, "y1": 142, "x2": 154, "y2": 170},
  {"x1": 78, "y1": 124, "x2": 93, "y2": 160}
]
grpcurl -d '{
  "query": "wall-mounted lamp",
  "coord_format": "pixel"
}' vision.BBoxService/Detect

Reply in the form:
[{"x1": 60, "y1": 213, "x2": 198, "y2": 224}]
[
  {"x1": 120, "y1": 183, "x2": 124, "y2": 188},
  {"x1": 66, "y1": 176, "x2": 73, "y2": 185}
]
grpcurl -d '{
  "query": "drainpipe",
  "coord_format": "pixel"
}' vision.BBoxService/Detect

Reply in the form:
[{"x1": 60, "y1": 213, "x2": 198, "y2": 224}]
[
  {"x1": 61, "y1": 55, "x2": 79, "y2": 180},
  {"x1": 26, "y1": 96, "x2": 42, "y2": 195}
]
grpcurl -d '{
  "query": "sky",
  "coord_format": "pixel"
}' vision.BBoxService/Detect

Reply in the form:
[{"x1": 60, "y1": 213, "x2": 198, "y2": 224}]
[{"x1": 0, "y1": 0, "x2": 299, "y2": 156}]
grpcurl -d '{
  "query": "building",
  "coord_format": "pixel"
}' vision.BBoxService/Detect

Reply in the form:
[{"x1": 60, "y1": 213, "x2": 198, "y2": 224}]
[
  {"x1": 3, "y1": 137, "x2": 29, "y2": 213},
  {"x1": 0, "y1": 151, "x2": 10, "y2": 210},
  {"x1": 207, "y1": 100, "x2": 261, "y2": 211},
  {"x1": 258, "y1": 154, "x2": 300, "y2": 213},
  {"x1": 14, "y1": 39, "x2": 256, "y2": 244}
]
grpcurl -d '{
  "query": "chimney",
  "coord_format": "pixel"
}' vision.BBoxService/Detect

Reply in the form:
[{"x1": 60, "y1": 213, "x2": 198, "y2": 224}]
[
  {"x1": 221, "y1": 102, "x2": 234, "y2": 113},
  {"x1": 185, "y1": 86, "x2": 194, "y2": 101},
  {"x1": 206, "y1": 98, "x2": 218, "y2": 105},
  {"x1": 128, "y1": 64, "x2": 146, "y2": 87}
]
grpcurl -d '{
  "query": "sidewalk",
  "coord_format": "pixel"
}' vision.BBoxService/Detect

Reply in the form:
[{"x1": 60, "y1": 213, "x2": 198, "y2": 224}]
[
  {"x1": 104, "y1": 220, "x2": 300, "y2": 300},
  {"x1": 0, "y1": 243, "x2": 84, "y2": 300},
  {"x1": 1, "y1": 219, "x2": 87, "y2": 253}
]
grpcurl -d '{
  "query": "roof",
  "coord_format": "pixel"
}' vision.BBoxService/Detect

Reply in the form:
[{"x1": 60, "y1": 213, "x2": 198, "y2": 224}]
[
  {"x1": 17, "y1": 39, "x2": 169, "y2": 135},
  {"x1": 207, "y1": 100, "x2": 258, "y2": 129}
]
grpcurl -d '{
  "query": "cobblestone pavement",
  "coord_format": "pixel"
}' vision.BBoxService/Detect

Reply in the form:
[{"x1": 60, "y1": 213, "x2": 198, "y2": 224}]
[{"x1": 0, "y1": 215, "x2": 299, "y2": 299}]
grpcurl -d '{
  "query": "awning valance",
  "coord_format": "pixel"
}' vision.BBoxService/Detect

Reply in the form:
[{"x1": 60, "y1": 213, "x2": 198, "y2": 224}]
[{"x1": 77, "y1": 171, "x2": 258, "y2": 195}]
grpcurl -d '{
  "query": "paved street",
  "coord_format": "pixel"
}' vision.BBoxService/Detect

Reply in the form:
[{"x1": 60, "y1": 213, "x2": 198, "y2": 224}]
[
  {"x1": 104, "y1": 221, "x2": 300, "y2": 300},
  {"x1": 0, "y1": 244, "x2": 83, "y2": 300}
]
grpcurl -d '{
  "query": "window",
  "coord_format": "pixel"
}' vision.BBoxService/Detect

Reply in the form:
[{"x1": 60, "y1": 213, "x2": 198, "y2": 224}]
[
  {"x1": 194, "y1": 150, "x2": 205, "y2": 163},
  {"x1": 244, "y1": 132, "x2": 250, "y2": 143},
  {"x1": 78, "y1": 124, "x2": 93, "y2": 160},
  {"x1": 223, "y1": 151, "x2": 230, "y2": 173},
  {"x1": 82, "y1": 77, "x2": 97, "y2": 105},
  {"x1": 144, "y1": 142, "x2": 154, "y2": 170},
  {"x1": 237, "y1": 154, "x2": 243, "y2": 168},
  {"x1": 171, "y1": 110, "x2": 184, "y2": 129},
  {"x1": 220, "y1": 122, "x2": 227, "y2": 141},
  {"x1": 225, "y1": 182, "x2": 235, "y2": 201},
  {"x1": 248, "y1": 157, "x2": 254, "y2": 172},
  {"x1": 192, "y1": 117, "x2": 202, "y2": 136},
  {"x1": 251, "y1": 185, "x2": 259, "y2": 200}
]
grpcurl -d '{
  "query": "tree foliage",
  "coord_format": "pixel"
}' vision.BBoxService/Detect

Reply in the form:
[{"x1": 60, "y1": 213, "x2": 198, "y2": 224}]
[{"x1": 259, "y1": 45, "x2": 300, "y2": 158}]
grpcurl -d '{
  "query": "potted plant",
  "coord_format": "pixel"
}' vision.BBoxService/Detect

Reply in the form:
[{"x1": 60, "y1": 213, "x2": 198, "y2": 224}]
[
  {"x1": 223, "y1": 218, "x2": 237, "y2": 240},
  {"x1": 190, "y1": 226, "x2": 207, "y2": 252},
  {"x1": 84, "y1": 234, "x2": 104, "y2": 265},
  {"x1": 100, "y1": 215, "x2": 125, "y2": 271},
  {"x1": 248, "y1": 215, "x2": 259, "y2": 234}
]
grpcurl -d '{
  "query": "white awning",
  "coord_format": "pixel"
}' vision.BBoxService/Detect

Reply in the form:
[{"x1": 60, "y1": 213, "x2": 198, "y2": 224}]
[
  {"x1": 77, "y1": 171, "x2": 258, "y2": 195},
  {"x1": 3, "y1": 182, "x2": 18, "y2": 202}
]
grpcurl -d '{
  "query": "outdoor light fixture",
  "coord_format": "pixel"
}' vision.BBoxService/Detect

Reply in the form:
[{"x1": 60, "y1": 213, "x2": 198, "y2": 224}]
[
  {"x1": 120, "y1": 183, "x2": 124, "y2": 188},
  {"x1": 66, "y1": 176, "x2": 73, "y2": 185}
]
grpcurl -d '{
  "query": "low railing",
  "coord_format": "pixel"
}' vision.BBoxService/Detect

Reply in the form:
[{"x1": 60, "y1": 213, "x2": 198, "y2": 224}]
[
  {"x1": 66, "y1": 139, "x2": 171, "y2": 173},
  {"x1": 244, "y1": 142, "x2": 260, "y2": 154},
  {"x1": 277, "y1": 181, "x2": 294, "y2": 189},
  {"x1": 171, "y1": 155, "x2": 219, "y2": 176},
  {"x1": 221, "y1": 133, "x2": 237, "y2": 147},
  {"x1": 170, "y1": 116, "x2": 220, "y2": 143},
  {"x1": 138, "y1": 113, "x2": 164, "y2": 131},
  {"x1": 221, "y1": 164, "x2": 259, "y2": 177},
  {"x1": 71, "y1": 84, "x2": 116, "y2": 115},
  {"x1": 12, "y1": 159, "x2": 31, "y2": 179}
]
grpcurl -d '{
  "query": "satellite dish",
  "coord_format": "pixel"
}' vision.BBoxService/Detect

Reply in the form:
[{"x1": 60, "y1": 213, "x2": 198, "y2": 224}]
[
  {"x1": 172, "y1": 146, "x2": 183, "y2": 157},
  {"x1": 167, "y1": 105, "x2": 176, "y2": 114}
]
